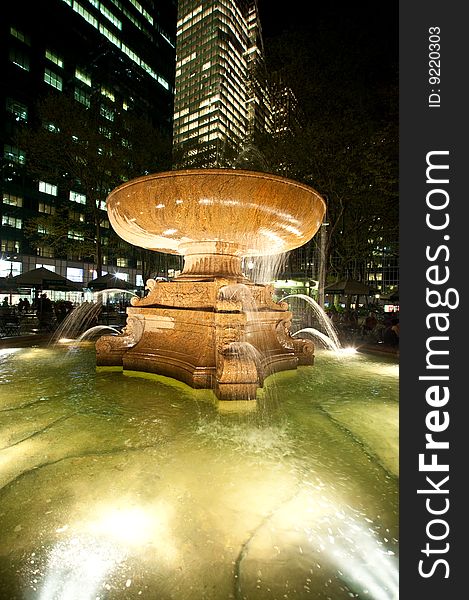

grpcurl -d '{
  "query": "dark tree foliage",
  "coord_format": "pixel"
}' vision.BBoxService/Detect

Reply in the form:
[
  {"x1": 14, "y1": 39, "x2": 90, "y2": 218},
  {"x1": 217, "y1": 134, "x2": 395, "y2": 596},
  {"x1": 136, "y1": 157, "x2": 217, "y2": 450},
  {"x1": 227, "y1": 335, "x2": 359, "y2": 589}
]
[{"x1": 255, "y1": 6, "x2": 398, "y2": 286}]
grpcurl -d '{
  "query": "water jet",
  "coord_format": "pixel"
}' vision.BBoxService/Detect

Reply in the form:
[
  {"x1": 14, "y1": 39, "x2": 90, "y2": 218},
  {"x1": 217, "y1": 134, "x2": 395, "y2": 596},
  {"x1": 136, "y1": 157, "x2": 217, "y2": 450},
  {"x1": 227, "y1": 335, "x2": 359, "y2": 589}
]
[{"x1": 96, "y1": 169, "x2": 326, "y2": 400}]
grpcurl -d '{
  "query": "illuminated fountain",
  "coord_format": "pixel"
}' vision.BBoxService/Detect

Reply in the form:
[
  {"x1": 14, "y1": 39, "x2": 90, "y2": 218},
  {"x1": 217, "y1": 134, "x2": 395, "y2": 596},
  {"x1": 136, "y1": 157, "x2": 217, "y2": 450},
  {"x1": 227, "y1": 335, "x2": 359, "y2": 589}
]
[
  {"x1": 0, "y1": 171, "x2": 399, "y2": 599},
  {"x1": 96, "y1": 169, "x2": 326, "y2": 400}
]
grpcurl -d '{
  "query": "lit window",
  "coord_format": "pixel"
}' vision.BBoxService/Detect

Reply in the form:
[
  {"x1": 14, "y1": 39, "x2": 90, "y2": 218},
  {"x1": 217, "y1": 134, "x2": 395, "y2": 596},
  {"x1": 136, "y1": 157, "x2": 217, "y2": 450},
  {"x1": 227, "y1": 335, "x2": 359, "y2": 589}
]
[
  {"x1": 69, "y1": 190, "x2": 86, "y2": 204},
  {"x1": 99, "y1": 23, "x2": 120, "y2": 47},
  {"x1": 2, "y1": 215, "x2": 22, "y2": 229},
  {"x1": 44, "y1": 68, "x2": 63, "y2": 91},
  {"x1": 37, "y1": 246, "x2": 55, "y2": 258},
  {"x1": 121, "y1": 44, "x2": 140, "y2": 65},
  {"x1": 136, "y1": 274, "x2": 143, "y2": 287},
  {"x1": 116, "y1": 257, "x2": 128, "y2": 267},
  {"x1": 72, "y1": 1, "x2": 98, "y2": 28},
  {"x1": 3, "y1": 193, "x2": 23, "y2": 207},
  {"x1": 10, "y1": 27, "x2": 30, "y2": 45},
  {"x1": 6, "y1": 98, "x2": 28, "y2": 121},
  {"x1": 45, "y1": 49, "x2": 63, "y2": 68},
  {"x1": 39, "y1": 181, "x2": 58, "y2": 196},
  {"x1": 100, "y1": 4, "x2": 122, "y2": 29},
  {"x1": 36, "y1": 263, "x2": 56, "y2": 272},
  {"x1": 38, "y1": 202, "x2": 55, "y2": 214},
  {"x1": 0, "y1": 260, "x2": 22, "y2": 277},
  {"x1": 1, "y1": 240, "x2": 20, "y2": 253},
  {"x1": 37, "y1": 224, "x2": 50, "y2": 234},
  {"x1": 67, "y1": 230, "x2": 84, "y2": 241},
  {"x1": 101, "y1": 87, "x2": 115, "y2": 102},
  {"x1": 66, "y1": 267, "x2": 84, "y2": 282},
  {"x1": 75, "y1": 68, "x2": 91, "y2": 87},
  {"x1": 129, "y1": 0, "x2": 153, "y2": 25}
]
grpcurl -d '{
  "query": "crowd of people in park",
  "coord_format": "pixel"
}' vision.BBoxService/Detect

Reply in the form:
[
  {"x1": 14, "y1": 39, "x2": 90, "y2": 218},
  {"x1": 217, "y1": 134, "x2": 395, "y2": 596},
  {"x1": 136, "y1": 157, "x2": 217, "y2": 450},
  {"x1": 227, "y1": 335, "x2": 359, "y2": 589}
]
[
  {"x1": 1, "y1": 293, "x2": 132, "y2": 335},
  {"x1": 1, "y1": 294, "x2": 75, "y2": 333},
  {"x1": 2, "y1": 292, "x2": 400, "y2": 347},
  {"x1": 325, "y1": 305, "x2": 399, "y2": 348}
]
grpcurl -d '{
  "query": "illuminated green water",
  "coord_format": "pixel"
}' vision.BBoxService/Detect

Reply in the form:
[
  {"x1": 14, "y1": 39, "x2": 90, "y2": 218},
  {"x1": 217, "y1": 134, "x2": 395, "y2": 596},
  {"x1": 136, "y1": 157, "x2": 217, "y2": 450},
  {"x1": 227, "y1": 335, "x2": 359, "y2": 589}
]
[{"x1": 0, "y1": 345, "x2": 398, "y2": 600}]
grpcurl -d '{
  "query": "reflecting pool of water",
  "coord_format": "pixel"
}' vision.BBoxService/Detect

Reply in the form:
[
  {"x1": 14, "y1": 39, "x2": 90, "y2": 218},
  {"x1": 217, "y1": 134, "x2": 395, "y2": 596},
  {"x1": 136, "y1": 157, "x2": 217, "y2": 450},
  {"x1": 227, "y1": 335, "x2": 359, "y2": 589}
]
[{"x1": 0, "y1": 345, "x2": 398, "y2": 599}]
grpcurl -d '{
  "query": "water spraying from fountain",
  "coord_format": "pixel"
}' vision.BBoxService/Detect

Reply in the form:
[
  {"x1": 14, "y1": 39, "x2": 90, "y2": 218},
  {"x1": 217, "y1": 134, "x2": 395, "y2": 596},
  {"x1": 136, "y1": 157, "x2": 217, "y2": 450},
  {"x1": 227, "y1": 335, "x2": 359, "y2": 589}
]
[
  {"x1": 51, "y1": 289, "x2": 137, "y2": 346},
  {"x1": 293, "y1": 327, "x2": 339, "y2": 352},
  {"x1": 281, "y1": 293, "x2": 345, "y2": 353}
]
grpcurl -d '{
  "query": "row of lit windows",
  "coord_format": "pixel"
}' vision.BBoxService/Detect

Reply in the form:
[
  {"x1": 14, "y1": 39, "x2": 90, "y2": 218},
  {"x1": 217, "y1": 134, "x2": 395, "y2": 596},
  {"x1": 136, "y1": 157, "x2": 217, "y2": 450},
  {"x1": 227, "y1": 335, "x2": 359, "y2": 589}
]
[
  {"x1": 177, "y1": 6, "x2": 213, "y2": 35},
  {"x1": 175, "y1": 94, "x2": 245, "y2": 140},
  {"x1": 38, "y1": 184, "x2": 106, "y2": 211},
  {"x1": 39, "y1": 181, "x2": 58, "y2": 196},
  {"x1": 59, "y1": 0, "x2": 170, "y2": 91},
  {"x1": 99, "y1": 3, "x2": 122, "y2": 30},
  {"x1": 2, "y1": 193, "x2": 100, "y2": 216},
  {"x1": 3, "y1": 193, "x2": 23, "y2": 207},
  {"x1": 44, "y1": 68, "x2": 63, "y2": 90},
  {"x1": 68, "y1": 229, "x2": 84, "y2": 240},
  {"x1": 10, "y1": 26, "x2": 30, "y2": 45},
  {"x1": 9, "y1": 33, "x2": 164, "y2": 100},
  {"x1": 1, "y1": 240, "x2": 20, "y2": 253},
  {"x1": 46, "y1": 49, "x2": 63, "y2": 68},
  {"x1": 2, "y1": 215, "x2": 22, "y2": 229},
  {"x1": 39, "y1": 202, "x2": 55, "y2": 215},
  {"x1": 176, "y1": 51, "x2": 197, "y2": 68},
  {"x1": 107, "y1": 0, "x2": 157, "y2": 43}
]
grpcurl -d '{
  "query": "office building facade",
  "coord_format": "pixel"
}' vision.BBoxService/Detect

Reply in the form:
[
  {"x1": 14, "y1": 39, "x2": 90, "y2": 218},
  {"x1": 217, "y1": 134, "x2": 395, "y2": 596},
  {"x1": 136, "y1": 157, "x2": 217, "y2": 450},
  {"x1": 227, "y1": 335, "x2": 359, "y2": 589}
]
[
  {"x1": 1, "y1": 0, "x2": 177, "y2": 291},
  {"x1": 173, "y1": 0, "x2": 270, "y2": 167}
]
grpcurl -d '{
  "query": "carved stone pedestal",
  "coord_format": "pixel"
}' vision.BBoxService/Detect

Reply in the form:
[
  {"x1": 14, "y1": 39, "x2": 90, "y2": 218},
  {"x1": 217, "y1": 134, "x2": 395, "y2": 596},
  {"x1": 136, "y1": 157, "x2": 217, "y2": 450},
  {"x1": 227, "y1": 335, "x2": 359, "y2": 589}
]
[{"x1": 96, "y1": 278, "x2": 314, "y2": 401}]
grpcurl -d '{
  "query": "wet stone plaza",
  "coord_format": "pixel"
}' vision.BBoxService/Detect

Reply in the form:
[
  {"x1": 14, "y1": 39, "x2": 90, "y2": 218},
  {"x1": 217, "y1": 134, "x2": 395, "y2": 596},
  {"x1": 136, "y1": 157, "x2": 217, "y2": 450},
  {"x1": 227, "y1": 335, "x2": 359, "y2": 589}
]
[{"x1": 0, "y1": 344, "x2": 398, "y2": 600}]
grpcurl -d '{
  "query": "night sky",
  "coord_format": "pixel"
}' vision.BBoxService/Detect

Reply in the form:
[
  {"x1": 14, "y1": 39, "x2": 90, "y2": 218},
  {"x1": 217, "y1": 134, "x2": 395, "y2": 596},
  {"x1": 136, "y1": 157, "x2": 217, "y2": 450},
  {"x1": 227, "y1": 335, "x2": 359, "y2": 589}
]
[{"x1": 257, "y1": 1, "x2": 398, "y2": 84}]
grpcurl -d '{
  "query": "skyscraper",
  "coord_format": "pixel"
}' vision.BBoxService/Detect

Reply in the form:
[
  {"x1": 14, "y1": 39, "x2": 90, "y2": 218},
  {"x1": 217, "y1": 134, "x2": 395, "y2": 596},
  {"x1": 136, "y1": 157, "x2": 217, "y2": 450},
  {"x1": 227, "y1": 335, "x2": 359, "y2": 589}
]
[
  {"x1": 173, "y1": 0, "x2": 270, "y2": 168},
  {"x1": 1, "y1": 0, "x2": 177, "y2": 290}
]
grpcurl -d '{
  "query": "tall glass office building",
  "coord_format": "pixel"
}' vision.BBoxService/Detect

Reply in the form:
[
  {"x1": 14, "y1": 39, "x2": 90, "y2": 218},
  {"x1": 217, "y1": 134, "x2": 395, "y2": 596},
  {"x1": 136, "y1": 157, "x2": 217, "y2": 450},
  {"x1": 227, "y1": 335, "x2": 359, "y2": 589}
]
[
  {"x1": 173, "y1": 0, "x2": 270, "y2": 167},
  {"x1": 1, "y1": 0, "x2": 177, "y2": 289}
]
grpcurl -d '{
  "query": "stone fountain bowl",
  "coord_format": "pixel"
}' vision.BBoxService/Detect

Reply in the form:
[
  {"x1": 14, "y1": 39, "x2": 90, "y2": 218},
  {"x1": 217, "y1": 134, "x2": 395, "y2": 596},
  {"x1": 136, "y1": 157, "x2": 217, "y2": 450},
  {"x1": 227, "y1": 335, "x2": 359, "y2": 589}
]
[{"x1": 106, "y1": 169, "x2": 326, "y2": 259}]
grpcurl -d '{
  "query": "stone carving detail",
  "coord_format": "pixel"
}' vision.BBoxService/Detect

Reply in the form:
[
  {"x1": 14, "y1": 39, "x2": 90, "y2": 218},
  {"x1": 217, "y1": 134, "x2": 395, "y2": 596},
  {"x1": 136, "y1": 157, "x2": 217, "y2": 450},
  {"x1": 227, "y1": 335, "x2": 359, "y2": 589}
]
[
  {"x1": 122, "y1": 315, "x2": 145, "y2": 344},
  {"x1": 275, "y1": 315, "x2": 295, "y2": 351},
  {"x1": 291, "y1": 337, "x2": 315, "y2": 366},
  {"x1": 96, "y1": 316, "x2": 144, "y2": 362},
  {"x1": 216, "y1": 341, "x2": 263, "y2": 400}
]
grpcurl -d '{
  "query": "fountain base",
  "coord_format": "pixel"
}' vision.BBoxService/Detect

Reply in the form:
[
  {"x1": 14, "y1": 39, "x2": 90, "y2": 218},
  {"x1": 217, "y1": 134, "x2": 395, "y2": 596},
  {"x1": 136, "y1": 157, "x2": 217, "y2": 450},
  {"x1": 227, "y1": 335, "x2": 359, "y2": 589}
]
[{"x1": 96, "y1": 278, "x2": 314, "y2": 400}]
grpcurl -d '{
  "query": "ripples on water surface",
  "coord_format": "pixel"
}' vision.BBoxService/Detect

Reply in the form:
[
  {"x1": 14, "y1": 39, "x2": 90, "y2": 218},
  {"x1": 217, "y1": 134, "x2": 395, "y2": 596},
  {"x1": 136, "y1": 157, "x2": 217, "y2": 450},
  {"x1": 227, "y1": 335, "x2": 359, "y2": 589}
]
[{"x1": 0, "y1": 345, "x2": 398, "y2": 599}]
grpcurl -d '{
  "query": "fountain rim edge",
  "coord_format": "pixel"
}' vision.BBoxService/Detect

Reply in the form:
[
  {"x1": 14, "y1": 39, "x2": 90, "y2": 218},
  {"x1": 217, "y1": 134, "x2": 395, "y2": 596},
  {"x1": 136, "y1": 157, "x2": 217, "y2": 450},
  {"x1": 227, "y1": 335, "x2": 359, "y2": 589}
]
[{"x1": 106, "y1": 168, "x2": 326, "y2": 208}]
